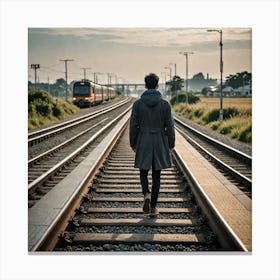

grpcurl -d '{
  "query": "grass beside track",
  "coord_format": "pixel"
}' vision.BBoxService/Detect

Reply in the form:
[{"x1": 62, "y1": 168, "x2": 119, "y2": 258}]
[
  {"x1": 28, "y1": 89, "x2": 80, "y2": 130},
  {"x1": 173, "y1": 97, "x2": 252, "y2": 144}
]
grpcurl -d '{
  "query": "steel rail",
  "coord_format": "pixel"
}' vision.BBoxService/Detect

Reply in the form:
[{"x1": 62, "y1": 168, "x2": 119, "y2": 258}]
[
  {"x1": 172, "y1": 143, "x2": 248, "y2": 251},
  {"x1": 28, "y1": 97, "x2": 130, "y2": 145},
  {"x1": 175, "y1": 126, "x2": 252, "y2": 188},
  {"x1": 28, "y1": 118, "x2": 108, "y2": 165},
  {"x1": 174, "y1": 116, "x2": 252, "y2": 164},
  {"x1": 30, "y1": 110, "x2": 131, "y2": 251},
  {"x1": 28, "y1": 105, "x2": 132, "y2": 193}
]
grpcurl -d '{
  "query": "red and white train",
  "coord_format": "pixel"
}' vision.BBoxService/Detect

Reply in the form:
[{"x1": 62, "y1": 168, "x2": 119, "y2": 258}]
[{"x1": 72, "y1": 80, "x2": 117, "y2": 107}]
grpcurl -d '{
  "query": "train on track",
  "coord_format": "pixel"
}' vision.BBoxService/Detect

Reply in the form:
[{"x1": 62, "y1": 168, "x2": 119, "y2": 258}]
[{"x1": 73, "y1": 80, "x2": 118, "y2": 107}]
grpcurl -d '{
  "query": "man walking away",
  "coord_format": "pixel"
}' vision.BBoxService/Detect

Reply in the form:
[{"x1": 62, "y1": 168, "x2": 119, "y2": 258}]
[{"x1": 129, "y1": 73, "x2": 175, "y2": 217}]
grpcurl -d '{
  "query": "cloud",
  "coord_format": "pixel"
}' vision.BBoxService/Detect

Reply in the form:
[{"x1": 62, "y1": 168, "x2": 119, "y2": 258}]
[
  {"x1": 28, "y1": 27, "x2": 251, "y2": 83},
  {"x1": 29, "y1": 28, "x2": 251, "y2": 50}
]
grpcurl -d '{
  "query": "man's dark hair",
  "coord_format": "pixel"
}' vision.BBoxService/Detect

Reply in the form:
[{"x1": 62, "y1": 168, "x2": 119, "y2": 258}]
[{"x1": 145, "y1": 73, "x2": 159, "y2": 89}]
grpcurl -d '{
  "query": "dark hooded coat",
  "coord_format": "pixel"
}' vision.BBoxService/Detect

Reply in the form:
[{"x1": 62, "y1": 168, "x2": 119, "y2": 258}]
[{"x1": 129, "y1": 89, "x2": 175, "y2": 170}]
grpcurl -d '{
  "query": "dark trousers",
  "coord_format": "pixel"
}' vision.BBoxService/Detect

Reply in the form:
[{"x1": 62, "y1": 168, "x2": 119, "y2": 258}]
[{"x1": 140, "y1": 164, "x2": 161, "y2": 208}]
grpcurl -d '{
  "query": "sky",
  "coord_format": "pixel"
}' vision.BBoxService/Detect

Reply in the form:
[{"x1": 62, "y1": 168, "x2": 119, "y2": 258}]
[{"x1": 28, "y1": 28, "x2": 252, "y2": 85}]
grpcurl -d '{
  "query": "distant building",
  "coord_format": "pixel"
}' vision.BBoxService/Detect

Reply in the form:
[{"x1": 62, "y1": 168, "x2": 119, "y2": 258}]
[
  {"x1": 201, "y1": 86, "x2": 217, "y2": 96},
  {"x1": 202, "y1": 84, "x2": 252, "y2": 97},
  {"x1": 234, "y1": 85, "x2": 252, "y2": 96},
  {"x1": 182, "y1": 72, "x2": 217, "y2": 92},
  {"x1": 222, "y1": 86, "x2": 234, "y2": 96}
]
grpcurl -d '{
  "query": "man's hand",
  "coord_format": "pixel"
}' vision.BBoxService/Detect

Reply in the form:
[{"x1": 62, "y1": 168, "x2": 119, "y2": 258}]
[{"x1": 169, "y1": 148, "x2": 174, "y2": 153}]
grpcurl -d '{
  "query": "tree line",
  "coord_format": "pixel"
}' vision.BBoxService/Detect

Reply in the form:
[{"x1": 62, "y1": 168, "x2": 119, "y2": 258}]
[
  {"x1": 224, "y1": 71, "x2": 251, "y2": 88},
  {"x1": 166, "y1": 71, "x2": 251, "y2": 91},
  {"x1": 28, "y1": 78, "x2": 73, "y2": 98}
]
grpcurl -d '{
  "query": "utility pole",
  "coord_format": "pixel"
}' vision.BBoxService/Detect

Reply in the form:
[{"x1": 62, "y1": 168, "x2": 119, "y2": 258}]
[
  {"x1": 81, "y1": 67, "x2": 91, "y2": 80},
  {"x1": 207, "y1": 29, "x2": 223, "y2": 121},
  {"x1": 60, "y1": 59, "x2": 74, "y2": 102},
  {"x1": 107, "y1": 73, "x2": 115, "y2": 100},
  {"x1": 48, "y1": 76, "x2": 51, "y2": 95},
  {"x1": 169, "y1": 63, "x2": 177, "y2": 102},
  {"x1": 107, "y1": 73, "x2": 111, "y2": 100},
  {"x1": 179, "y1": 51, "x2": 194, "y2": 104},
  {"x1": 164, "y1": 66, "x2": 172, "y2": 100},
  {"x1": 169, "y1": 62, "x2": 177, "y2": 76},
  {"x1": 118, "y1": 77, "x2": 124, "y2": 94},
  {"x1": 31, "y1": 64, "x2": 40, "y2": 89},
  {"x1": 164, "y1": 66, "x2": 172, "y2": 81},
  {"x1": 94, "y1": 72, "x2": 103, "y2": 84},
  {"x1": 161, "y1": 71, "x2": 167, "y2": 98}
]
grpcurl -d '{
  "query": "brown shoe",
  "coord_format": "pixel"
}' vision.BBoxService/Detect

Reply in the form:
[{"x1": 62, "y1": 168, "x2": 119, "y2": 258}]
[
  {"x1": 150, "y1": 207, "x2": 159, "y2": 217},
  {"x1": 143, "y1": 193, "x2": 151, "y2": 214}
]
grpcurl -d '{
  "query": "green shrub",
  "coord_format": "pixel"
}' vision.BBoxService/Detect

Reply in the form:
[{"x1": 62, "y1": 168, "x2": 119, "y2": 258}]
[
  {"x1": 35, "y1": 102, "x2": 52, "y2": 117},
  {"x1": 202, "y1": 109, "x2": 220, "y2": 123},
  {"x1": 208, "y1": 121, "x2": 221, "y2": 131},
  {"x1": 181, "y1": 106, "x2": 192, "y2": 116},
  {"x1": 28, "y1": 89, "x2": 80, "y2": 130},
  {"x1": 52, "y1": 105, "x2": 62, "y2": 118},
  {"x1": 201, "y1": 107, "x2": 240, "y2": 124},
  {"x1": 194, "y1": 108, "x2": 203, "y2": 118},
  {"x1": 223, "y1": 107, "x2": 239, "y2": 119},
  {"x1": 230, "y1": 127, "x2": 241, "y2": 139},
  {"x1": 28, "y1": 89, "x2": 52, "y2": 103},
  {"x1": 30, "y1": 119, "x2": 38, "y2": 127},
  {"x1": 238, "y1": 125, "x2": 252, "y2": 143},
  {"x1": 28, "y1": 103, "x2": 36, "y2": 115},
  {"x1": 220, "y1": 125, "x2": 234, "y2": 134},
  {"x1": 170, "y1": 92, "x2": 200, "y2": 105}
]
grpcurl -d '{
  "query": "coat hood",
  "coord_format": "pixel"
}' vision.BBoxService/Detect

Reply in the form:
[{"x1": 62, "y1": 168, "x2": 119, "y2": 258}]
[{"x1": 141, "y1": 89, "x2": 162, "y2": 107}]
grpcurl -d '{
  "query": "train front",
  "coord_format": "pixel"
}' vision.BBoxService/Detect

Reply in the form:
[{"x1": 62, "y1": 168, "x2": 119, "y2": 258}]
[{"x1": 72, "y1": 81, "x2": 93, "y2": 107}]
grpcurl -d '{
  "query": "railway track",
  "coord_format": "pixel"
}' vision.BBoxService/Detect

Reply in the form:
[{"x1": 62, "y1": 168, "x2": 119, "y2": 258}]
[
  {"x1": 174, "y1": 116, "x2": 252, "y2": 197},
  {"x1": 28, "y1": 99, "x2": 133, "y2": 208},
  {"x1": 53, "y1": 126, "x2": 221, "y2": 252},
  {"x1": 29, "y1": 110, "x2": 250, "y2": 252},
  {"x1": 28, "y1": 97, "x2": 130, "y2": 147}
]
